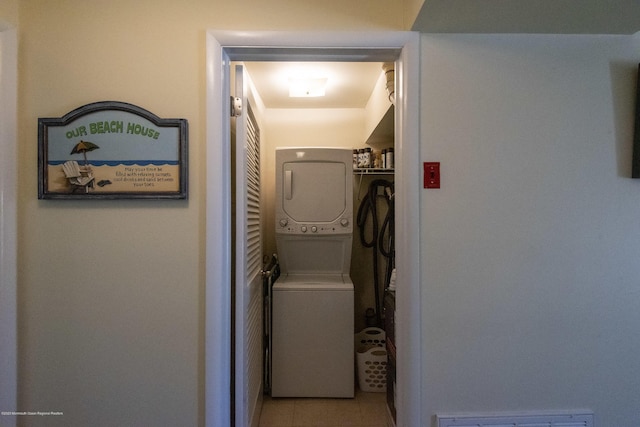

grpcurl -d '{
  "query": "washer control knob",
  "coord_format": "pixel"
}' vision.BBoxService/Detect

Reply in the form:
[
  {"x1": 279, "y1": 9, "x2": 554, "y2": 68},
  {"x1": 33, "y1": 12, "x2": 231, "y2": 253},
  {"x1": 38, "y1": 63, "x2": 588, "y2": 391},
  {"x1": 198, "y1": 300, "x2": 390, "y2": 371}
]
[
  {"x1": 301, "y1": 226, "x2": 307, "y2": 233},
  {"x1": 279, "y1": 219, "x2": 288, "y2": 227},
  {"x1": 340, "y1": 218, "x2": 349, "y2": 227},
  {"x1": 311, "y1": 226, "x2": 318, "y2": 233}
]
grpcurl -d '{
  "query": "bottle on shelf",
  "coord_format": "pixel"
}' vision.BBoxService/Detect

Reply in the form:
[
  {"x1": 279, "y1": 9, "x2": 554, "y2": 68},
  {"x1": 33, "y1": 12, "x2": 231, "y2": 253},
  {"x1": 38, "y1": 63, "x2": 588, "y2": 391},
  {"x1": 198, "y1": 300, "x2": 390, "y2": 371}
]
[{"x1": 385, "y1": 147, "x2": 394, "y2": 169}]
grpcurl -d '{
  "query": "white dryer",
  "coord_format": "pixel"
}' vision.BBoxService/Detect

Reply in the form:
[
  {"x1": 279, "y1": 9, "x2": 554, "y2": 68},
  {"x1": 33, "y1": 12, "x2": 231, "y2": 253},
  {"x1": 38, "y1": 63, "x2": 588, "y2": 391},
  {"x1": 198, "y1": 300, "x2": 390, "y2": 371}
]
[{"x1": 271, "y1": 147, "x2": 354, "y2": 398}]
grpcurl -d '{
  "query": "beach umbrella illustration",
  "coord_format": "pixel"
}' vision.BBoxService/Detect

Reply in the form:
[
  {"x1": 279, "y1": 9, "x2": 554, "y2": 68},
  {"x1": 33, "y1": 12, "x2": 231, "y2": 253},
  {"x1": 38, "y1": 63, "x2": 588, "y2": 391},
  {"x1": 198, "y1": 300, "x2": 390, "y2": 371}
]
[{"x1": 70, "y1": 140, "x2": 100, "y2": 166}]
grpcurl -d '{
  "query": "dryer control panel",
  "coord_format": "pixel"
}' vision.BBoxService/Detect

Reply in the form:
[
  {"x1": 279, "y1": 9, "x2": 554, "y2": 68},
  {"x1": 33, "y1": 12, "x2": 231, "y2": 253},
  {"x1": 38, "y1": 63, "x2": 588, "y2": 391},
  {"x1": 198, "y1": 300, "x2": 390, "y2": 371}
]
[{"x1": 276, "y1": 217, "x2": 352, "y2": 235}]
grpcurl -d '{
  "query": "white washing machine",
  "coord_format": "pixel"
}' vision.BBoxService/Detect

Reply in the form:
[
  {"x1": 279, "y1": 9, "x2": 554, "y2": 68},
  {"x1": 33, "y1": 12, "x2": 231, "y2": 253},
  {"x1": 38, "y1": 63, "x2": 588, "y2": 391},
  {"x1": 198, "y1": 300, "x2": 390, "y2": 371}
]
[{"x1": 271, "y1": 148, "x2": 354, "y2": 398}]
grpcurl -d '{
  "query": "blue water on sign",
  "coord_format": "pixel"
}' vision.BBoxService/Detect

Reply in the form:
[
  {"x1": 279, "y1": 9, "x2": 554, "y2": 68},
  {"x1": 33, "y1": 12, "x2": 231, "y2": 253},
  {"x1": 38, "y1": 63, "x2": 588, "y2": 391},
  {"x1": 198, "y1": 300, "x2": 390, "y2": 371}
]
[{"x1": 48, "y1": 160, "x2": 179, "y2": 166}]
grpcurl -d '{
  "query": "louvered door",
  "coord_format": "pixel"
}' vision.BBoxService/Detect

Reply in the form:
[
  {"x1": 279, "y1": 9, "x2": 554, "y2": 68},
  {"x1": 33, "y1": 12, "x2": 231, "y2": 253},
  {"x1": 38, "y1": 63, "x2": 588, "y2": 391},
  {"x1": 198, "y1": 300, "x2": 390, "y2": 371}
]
[{"x1": 234, "y1": 64, "x2": 263, "y2": 427}]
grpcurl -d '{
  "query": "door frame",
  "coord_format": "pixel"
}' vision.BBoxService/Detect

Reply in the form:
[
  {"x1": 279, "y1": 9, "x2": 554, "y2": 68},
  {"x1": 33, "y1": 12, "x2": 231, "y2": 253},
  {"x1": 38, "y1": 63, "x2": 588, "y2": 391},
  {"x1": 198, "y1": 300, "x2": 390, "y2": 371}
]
[
  {"x1": 0, "y1": 25, "x2": 18, "y2": 425},
  {"x1": 205, "y1": 30, "x2": 422, "y2": 427}
]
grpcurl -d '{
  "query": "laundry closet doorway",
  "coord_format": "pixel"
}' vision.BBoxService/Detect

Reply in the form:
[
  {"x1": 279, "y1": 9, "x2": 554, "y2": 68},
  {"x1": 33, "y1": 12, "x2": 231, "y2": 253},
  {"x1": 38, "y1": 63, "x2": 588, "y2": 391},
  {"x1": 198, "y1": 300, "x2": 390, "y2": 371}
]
[{"x1": 205, "y1": 31, "x2": 421, "y2": 427}]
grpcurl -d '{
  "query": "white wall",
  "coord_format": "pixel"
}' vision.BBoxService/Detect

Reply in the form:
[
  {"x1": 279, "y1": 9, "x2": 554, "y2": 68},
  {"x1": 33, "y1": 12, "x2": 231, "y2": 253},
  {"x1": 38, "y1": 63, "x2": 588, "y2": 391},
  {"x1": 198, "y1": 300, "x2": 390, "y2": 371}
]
[{"x1": 420, "y1": 34, "x2": 640, "y2": 426}]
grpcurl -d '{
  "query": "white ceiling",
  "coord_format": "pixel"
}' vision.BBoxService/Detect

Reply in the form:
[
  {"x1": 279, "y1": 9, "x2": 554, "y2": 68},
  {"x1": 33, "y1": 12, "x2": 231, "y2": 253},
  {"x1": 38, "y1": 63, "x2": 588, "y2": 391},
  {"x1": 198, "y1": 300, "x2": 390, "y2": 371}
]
[{"x1": 243, "y1": 61, "x2": 385, "y2": 109}]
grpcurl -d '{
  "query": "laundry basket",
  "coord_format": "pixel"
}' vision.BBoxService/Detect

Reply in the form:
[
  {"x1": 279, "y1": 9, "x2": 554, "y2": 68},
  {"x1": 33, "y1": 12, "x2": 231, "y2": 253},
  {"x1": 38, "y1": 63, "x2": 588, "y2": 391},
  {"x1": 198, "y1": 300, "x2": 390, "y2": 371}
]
[{"x1": 355, "y1": 327, "x2": 387, "y2": 392}]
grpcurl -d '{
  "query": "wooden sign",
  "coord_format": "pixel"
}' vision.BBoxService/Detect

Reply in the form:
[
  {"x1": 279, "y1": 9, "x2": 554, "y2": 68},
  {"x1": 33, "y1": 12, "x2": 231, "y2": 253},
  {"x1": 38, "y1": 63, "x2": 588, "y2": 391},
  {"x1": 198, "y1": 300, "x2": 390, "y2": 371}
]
[{"x1": 38, "y1": 101, "x2": 188, "y2": 199}]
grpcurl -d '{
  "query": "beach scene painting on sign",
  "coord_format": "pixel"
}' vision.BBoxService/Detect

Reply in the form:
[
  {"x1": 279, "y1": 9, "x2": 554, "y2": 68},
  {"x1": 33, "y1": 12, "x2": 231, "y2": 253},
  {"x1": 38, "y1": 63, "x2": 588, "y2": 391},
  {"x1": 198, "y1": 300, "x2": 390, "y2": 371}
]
[{"x1": 38, "y1": 101, "x2": 188, "y2": 199}]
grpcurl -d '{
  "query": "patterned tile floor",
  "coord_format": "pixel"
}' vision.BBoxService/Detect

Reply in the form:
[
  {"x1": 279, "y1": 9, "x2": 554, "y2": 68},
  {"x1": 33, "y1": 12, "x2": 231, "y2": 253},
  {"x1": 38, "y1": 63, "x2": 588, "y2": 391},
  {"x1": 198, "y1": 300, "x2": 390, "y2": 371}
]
[{"x1": 258, "y1": 390, "x2": 388, "y2": 427}]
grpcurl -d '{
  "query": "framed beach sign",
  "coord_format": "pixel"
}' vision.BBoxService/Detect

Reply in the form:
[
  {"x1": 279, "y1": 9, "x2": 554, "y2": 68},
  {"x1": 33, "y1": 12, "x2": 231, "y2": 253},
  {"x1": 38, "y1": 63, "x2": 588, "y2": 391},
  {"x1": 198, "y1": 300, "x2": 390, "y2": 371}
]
[{"x1": 38, "y1": 101, "x2": 188, "y2": 199}]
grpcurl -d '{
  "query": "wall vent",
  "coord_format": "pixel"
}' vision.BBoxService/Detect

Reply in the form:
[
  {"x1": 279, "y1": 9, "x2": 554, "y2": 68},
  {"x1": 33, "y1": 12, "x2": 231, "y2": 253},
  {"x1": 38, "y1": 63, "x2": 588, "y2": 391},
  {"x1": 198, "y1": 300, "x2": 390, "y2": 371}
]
[{"x1": 436, "y1": 411, "x2": 594, "y2": 427}]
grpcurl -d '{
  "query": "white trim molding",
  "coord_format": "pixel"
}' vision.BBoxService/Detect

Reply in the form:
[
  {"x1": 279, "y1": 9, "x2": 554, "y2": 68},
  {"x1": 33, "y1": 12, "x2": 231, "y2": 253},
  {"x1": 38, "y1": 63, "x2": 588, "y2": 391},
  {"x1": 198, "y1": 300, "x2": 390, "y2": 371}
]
[
  {"x1": 205, "y1": 30, "x2": 421, "y2": 427},
  {"x1": 0, "y1": 26, "x2": 19, "y2": 427}
]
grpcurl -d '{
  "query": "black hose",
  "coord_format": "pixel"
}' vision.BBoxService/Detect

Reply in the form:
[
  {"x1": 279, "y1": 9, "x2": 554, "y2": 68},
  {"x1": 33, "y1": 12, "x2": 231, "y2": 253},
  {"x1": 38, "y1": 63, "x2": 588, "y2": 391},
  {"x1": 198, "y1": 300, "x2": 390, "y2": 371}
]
[
  {"x1": 356, "y1": 179, "x2": 394, "y2": 327},
  {"x1": 379, "y1": 188, "x2": 395, "y2": 292}
]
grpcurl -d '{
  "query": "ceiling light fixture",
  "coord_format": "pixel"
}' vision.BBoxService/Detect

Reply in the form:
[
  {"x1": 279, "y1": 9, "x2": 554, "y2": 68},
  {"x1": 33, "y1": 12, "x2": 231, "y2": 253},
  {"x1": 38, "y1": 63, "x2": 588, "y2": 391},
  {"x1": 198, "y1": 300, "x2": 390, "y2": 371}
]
[{"x1": 288, "y1": 77, "x2": 328, "y2": 98}]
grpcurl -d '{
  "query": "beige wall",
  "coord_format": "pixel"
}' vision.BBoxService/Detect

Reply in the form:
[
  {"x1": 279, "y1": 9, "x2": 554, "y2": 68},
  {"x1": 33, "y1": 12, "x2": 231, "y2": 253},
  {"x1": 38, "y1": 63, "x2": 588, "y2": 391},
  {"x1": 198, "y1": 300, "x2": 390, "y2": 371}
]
[
  {"x1": 14, "y1": 1, "x2": 404, "y2": 426},
  {"x1": 0, "y1": 0, "x2": 18, "y2": 28}
]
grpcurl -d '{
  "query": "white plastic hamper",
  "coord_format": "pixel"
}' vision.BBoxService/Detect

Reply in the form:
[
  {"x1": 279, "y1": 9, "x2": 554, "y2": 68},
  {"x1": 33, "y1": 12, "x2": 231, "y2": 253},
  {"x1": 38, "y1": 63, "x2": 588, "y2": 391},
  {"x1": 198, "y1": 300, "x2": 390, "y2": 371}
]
[{"x1": 355, "y1": 327, "x2": 387, "y2": 392}]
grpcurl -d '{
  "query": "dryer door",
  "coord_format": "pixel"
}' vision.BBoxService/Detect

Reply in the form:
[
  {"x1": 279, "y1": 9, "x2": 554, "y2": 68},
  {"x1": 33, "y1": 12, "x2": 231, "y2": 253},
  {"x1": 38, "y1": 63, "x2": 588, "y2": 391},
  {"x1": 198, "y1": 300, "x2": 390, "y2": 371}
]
[{"x1": 282, "y1": 161, "x2": 347, "y2": 223}]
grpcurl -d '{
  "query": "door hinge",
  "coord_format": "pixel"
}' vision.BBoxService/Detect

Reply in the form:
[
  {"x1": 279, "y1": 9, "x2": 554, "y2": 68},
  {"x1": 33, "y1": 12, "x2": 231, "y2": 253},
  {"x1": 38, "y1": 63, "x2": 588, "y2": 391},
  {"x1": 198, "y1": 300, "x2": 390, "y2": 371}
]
[{"x1": 231, "y1": 96, "x2": 242, "y2": 117}]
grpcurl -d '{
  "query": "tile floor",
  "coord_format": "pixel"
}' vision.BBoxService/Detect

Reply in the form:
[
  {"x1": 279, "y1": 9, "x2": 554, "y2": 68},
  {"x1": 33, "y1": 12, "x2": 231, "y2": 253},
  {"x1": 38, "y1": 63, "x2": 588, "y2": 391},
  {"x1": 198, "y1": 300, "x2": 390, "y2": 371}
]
[{"x1": 258, "y1": 390, "x2": 388, "y2": 427}]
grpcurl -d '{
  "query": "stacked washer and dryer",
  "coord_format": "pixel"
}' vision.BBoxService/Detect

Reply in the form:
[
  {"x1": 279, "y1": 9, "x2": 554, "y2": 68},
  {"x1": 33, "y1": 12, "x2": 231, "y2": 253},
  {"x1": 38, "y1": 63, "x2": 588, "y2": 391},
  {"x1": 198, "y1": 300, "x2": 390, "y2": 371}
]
[{"x1": 271, "y1": 147, "x2": 354, "y2": 398}]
